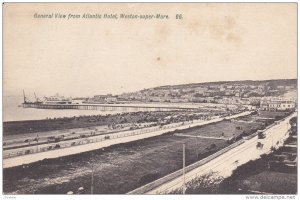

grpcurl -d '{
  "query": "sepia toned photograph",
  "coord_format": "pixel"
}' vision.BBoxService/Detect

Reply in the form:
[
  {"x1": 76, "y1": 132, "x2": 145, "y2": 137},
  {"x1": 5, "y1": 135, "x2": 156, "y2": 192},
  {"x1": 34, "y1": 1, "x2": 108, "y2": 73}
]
[{"x1": 2, "y1": 2, "x2": 298, "y2": 196}]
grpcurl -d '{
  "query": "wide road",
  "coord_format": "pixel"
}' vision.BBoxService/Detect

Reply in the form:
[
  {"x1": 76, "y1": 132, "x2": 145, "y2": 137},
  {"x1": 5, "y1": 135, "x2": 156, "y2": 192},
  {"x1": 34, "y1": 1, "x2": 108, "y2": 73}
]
[{"x1": 145, "y1": 112, "x2": 295, "y2": 194}]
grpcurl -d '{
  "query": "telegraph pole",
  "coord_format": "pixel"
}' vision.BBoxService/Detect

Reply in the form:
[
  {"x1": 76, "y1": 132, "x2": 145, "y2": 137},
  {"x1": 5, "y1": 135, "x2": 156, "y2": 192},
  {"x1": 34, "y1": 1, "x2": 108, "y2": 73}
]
[{"x1": 183, "y1": 144, "x2": 186, "y2": 194}]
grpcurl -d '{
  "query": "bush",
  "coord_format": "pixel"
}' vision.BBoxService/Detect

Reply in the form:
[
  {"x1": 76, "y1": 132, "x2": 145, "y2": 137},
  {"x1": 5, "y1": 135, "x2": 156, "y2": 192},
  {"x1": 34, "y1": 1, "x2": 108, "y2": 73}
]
[{"x1": 167, "y1": 172, "x2": 224, "y2": 194}]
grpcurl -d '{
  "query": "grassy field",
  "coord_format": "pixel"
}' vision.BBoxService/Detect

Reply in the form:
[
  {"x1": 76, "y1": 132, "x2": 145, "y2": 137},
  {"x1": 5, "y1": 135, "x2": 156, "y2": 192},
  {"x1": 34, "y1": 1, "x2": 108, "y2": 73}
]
[
  {"x1": 178, "y1": 115, "x2": 264, "y2": 138},
  {"x1": 3, "y1": 112, "x2": 275, "y2": 194},
  {"x1": 4, "y1": 122, "x2": 232, "y2": 194},
  {"x1": 220, "y1": 158, "x2": 297, "y2": 194},
  {"x1": 235, "y1": 171, "x2": 297, "y2": 194},
  {"x1": 258, "y1": 111, "x2": 291, "y2": 118}
]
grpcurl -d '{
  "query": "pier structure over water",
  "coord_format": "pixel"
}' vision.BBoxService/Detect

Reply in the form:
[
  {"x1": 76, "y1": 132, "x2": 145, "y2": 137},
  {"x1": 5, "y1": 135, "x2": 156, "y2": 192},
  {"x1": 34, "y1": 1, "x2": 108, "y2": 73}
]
[{"x1": 22, "y1": 102, "x2": 198, "y2": 112}]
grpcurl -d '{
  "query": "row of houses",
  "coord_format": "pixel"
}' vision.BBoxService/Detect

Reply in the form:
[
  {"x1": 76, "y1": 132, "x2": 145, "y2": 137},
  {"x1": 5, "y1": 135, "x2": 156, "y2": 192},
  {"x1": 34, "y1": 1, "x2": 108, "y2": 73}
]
[{"x1": 260, "y1": 99, "x2": 296, "y2": 111}]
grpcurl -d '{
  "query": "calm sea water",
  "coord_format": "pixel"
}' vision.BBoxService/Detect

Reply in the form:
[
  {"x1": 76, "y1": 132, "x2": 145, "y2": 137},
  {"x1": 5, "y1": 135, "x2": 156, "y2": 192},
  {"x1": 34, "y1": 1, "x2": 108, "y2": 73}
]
[
  {"x1": 4, "y1": 90, "x2": 296, "y2": 122},
  {"x1": 2, "y1": 96, "x2": 221, "y2": 122},
  {"x1": 3, "y1": 96, "x2": 132, "y2": 122}
]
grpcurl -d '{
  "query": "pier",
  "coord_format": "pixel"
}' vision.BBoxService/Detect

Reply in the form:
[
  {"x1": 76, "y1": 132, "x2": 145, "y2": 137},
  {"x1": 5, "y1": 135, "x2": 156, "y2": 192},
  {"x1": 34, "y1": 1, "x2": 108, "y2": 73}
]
[{"x1": 22, "y1": 102, "x2": 198, "y2": 112}]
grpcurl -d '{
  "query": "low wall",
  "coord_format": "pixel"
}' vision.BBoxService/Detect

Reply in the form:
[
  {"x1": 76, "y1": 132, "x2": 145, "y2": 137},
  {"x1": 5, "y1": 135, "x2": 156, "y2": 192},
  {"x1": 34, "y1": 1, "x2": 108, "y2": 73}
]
[{"x1": 128, "y1": 140, "x2": 244, "y2": 194}]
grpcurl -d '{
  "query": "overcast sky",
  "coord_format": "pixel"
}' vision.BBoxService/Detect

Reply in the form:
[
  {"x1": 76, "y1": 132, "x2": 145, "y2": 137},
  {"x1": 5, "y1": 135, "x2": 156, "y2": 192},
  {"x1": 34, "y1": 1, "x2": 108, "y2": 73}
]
[{"x1": 3, "y1": 3, "x2": 297, "y2": 97}]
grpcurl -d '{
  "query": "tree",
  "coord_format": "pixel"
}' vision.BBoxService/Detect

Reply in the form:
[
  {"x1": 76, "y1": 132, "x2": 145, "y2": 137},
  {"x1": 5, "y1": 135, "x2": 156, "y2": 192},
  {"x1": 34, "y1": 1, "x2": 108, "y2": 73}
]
[{"x1": 167, "y1": 172, "x2": 224, "y2": 194}]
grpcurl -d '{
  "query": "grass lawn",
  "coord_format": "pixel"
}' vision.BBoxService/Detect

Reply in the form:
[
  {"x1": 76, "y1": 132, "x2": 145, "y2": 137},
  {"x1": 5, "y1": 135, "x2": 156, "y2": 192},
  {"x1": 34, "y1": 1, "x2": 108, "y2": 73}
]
[
  {"x1": 258, "y1": 111, "x2": 290, "y2": 118},
  {"x1": 236, "y1": 171, "x2": 297, "y2": 194},
  {"x1": 4, "y1": 127, "x2": 228, "y2": 194},
  {"x1": 177, "y1": 118, "x2": 263, "y2": 138},
  {"x1": 2, "y1": 113, "x2": 269, "y2": 194}
]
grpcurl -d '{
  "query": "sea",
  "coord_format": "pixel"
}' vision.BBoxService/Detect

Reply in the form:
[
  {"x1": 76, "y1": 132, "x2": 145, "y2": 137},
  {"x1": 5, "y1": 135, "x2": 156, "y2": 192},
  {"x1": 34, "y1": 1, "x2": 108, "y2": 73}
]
[
  {"x1": 4, "y1": 90, "x2": 297, "y2": 122},
  {"x1": 3, "y1": 96, "x2": 132, "y2": 122}
]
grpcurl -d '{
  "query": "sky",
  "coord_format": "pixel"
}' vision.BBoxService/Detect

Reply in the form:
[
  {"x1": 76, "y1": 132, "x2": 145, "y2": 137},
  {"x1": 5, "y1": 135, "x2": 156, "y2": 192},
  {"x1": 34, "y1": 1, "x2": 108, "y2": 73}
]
[{"x1": 3, "y1": 3, "x2": 297, "y2": 97}]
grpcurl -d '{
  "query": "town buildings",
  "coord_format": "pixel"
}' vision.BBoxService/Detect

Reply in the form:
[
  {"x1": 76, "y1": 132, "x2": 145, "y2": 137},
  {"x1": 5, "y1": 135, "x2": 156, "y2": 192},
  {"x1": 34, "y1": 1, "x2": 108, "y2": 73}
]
[{"x1": 85, "y1": 80, "x2": 296, "y2": 111}]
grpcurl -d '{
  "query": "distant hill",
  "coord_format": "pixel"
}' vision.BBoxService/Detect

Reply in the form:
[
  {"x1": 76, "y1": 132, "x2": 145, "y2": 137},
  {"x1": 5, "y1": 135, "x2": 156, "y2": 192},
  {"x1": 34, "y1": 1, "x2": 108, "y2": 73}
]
[
  {"x1": 152, "y1": 79, "x2": 297, "y2": 90},
  {"x1": 119, "y1": 79, "x2": 297, "y2": 101}
]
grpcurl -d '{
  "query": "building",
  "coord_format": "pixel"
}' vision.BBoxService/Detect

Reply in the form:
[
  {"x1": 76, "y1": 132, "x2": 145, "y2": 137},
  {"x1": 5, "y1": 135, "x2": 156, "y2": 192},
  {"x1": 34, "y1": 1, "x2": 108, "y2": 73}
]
[
  {"x1": 268, "y1": 100, "x2": 282, "y2": 111},
  {"x1": 278, "y1": 101, "x2": 296, "y2": 111},
  {"x1": 260, "y1": 100, "x2": 269, "y2": 111},
  {"x1": 260, "y1": 99, "x2": 296, "y2": 111},
  {"x1": 91, "y1": 94, "x2": 117, "y2": 103},
  {"x1": 105, "y1": 96, "x2": 117, "y2": 103}
]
